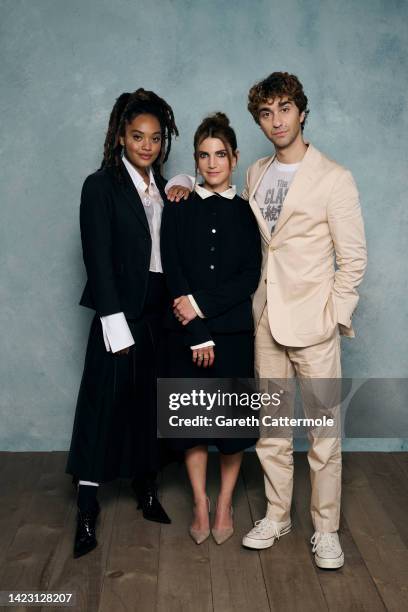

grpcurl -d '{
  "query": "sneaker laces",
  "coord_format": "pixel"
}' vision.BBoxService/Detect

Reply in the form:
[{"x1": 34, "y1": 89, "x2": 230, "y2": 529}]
[
  {"x1": 311, "y1": 531, "x2": 338, "y2": 554},
  {"x1": 251, "y1": 517, "x2": 283, "y2": 539}
]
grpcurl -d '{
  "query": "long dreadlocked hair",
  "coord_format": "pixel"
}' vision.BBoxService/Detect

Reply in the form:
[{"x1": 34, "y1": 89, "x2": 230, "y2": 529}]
[{"x1": 100, "y1": 88, "x2": 179, "y2": 179}]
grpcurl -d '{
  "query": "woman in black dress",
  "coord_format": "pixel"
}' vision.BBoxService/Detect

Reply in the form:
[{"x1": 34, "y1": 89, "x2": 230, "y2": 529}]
[
  {"x1": 66, "y1": 89, "x2": 179, "y2": 557},
  {"x1": 161, "y1": 113, "x2": 261, "y2": 544}
]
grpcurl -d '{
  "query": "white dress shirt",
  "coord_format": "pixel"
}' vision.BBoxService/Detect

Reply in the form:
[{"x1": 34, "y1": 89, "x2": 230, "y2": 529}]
[
  {"x1": 122, "y1": 155, "x2": 164, "y2": 273},
  {"x1": 100, "y1": 157, "x2": 164, "y2": 353}
]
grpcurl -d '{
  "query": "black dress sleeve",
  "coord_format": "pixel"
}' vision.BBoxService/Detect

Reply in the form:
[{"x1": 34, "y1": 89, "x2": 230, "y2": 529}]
[
  {"x1": 80, "y1": 174, "x2": 121, "y2": 317},
  {"x1": 161, "y1": 201, "x2": 214, "y2": 346},
  {"x1": 192, "y1": 208, "x2": 262, "y2": 318}
]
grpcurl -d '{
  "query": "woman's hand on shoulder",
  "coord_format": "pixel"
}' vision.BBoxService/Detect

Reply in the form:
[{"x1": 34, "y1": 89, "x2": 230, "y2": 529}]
[
  {"x1": 192, "y1": 346, "x2": 215, "y2": 368},
  {"x1": 167, "y1": 185, "x2": 191, "y2": 202}
]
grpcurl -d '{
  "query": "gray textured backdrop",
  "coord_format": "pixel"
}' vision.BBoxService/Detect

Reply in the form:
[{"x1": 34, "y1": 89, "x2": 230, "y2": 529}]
[{"x1": 1, "y1": 0, "x2": 407, "y2": 450}]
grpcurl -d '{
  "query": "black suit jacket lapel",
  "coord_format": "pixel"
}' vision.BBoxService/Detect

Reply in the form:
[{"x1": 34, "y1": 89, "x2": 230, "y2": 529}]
[{"x1": 119, "y1": 164, "x2": 151, "y2": 235}]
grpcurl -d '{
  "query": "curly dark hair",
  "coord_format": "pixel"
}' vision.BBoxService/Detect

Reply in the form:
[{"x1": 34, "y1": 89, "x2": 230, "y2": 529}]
[
  {"x1": 100, "y1": 88, "x2": 178, "y2": 178},
  {"x1": 193, "y1": 112, "x2": 238, "y2": 175},
  {"x1": 247, "y1": 72, "x2": 309, "y2": 131}
]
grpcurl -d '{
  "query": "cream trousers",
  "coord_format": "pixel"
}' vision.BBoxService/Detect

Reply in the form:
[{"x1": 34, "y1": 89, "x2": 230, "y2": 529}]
[{"x1": 255, "y1": 306, "x2": 342, "y2": 532}]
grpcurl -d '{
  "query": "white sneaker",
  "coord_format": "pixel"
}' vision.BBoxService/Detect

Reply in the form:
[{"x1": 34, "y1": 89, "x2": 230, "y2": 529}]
[
  {"x1": 242, "y1": 517, "x2": 292, "y2": 550},
  {"x1": 311, "y1": 531, "x2": 344, "y2": 569}
]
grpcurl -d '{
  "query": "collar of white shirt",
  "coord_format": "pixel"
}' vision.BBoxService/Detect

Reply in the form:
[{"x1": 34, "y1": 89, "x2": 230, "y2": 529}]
[
  {"x1": 122, "y1": 154, "x2": 156, "y2": 193},
  {"x1": 195, "y1": 184, "x2": 237, "y2": 200}
]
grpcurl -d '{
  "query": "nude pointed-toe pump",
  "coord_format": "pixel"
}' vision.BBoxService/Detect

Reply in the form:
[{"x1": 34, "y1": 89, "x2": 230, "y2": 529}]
[
  {"x1": 189, "y1": 497, "x2": 211, "y2": 545},
  {"x1": 211, "y1": 506, "x2": 234, "y2": 545}
]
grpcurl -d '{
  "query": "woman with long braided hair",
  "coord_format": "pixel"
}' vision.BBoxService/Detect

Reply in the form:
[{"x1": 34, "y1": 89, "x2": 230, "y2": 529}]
[{"x1": 66, "y1": 88, "x2": 180, "y2": 558}]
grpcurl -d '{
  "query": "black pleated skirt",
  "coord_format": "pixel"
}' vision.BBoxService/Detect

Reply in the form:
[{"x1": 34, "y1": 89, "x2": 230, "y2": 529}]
[
  {"x1": 66, "y1": 273, "x2": 176, "y2": 483},
  {"x1": 164, "y1": 329, "x2": 258, "y2": 454}
]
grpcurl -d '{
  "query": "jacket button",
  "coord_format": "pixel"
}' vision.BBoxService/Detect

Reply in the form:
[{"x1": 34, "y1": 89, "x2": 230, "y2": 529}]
[
  {"x1": 211, "y1": 229, "x2": 216, "y2": 233},
  {"x1": 264, "y1": 278, "x2": 267, "y2": 284},
  {"x1": 210, "y1": 246, "x2": 215, "y2": 252},
  {"x1": 210, "y1": 265, "x2": 215, "y2": 270}
]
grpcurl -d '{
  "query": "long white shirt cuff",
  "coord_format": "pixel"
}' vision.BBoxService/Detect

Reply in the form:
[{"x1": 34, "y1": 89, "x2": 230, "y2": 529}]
[
  {"x1": 165, "y1": 174, "x2": 195, "y2": 193},
  {"x1": 187, "y1": 294, "x2": 205, "y2": 318},
  {"x1": 190, "y1": 340, "x2": 215, "y2": 350},
  {"x1": 100, "y1": 312, "x2": 135, "y2": 353}
]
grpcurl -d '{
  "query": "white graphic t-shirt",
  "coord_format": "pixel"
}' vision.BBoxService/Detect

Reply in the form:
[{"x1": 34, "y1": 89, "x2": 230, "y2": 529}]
[{"x1": 255, "y1": 159, "x2": 300, "y2": 233}]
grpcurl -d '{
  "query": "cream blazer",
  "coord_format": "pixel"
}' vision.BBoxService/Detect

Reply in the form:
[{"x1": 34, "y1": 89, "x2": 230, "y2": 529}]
[{"x1": 242, "y1": 143, "x2": 367, "y2": 347}]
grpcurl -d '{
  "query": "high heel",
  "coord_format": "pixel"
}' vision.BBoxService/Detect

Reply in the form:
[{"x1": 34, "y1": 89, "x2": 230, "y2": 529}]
[
  {"x1": 211, "y1": 505, "x2": 234, "y2": 545},
  {"x1": 189, "y1": 497, "x2": 211, "y2": 544}
]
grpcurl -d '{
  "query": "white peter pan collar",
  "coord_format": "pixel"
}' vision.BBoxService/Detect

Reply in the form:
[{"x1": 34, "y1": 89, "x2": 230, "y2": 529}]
[{"x1": 195, "y1": 184, "x2": 237, "y2": 200}]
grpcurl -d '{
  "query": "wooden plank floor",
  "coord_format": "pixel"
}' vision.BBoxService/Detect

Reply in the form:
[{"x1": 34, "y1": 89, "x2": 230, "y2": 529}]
[{"x1": 0, "y1": 452, "x2": 407, "y2": 612}]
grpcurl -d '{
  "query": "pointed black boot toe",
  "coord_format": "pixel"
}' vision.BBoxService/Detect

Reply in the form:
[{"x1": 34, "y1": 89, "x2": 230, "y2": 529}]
[
  {"x1": 73, "y1": 503, "x2": 100, "y2": 558},
  {"x1": 132, "y1": 480, "x2": 171, "y2": 524}
]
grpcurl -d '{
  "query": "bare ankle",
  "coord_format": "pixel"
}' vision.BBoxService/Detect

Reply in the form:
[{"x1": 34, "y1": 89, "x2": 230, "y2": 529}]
[
  {"x1": 193, "y1": 494, "x2": 208, "y2": 506},
  {"x1": 217, "y1": 494, "x2": 232, "y2": 508}
]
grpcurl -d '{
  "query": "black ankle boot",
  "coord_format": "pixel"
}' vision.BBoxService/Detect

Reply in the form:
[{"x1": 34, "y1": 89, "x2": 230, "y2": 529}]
[
  {"x1": 74, "y1": 502, "x2": 100, "y2": 558},
  {"x1": 132, "y1": 478, "x2": 171, "y2": 524},
  {"x1": 74, "y1": 484, "x2": 100, "y2": 558}
]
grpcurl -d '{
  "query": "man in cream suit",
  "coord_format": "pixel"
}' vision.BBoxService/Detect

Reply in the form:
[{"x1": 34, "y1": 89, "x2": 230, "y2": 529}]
[
  {"x1": 238, "y1": 72, "x2": 367, "y2": 569},
  {"x1": 166, "y1": 72, "x2": 366, "y2": 568}
]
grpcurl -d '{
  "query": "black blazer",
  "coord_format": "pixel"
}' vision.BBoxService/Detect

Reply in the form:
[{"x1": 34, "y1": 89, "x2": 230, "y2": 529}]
[
  {"x1": 79, "y1": 162, "x2": 167, "y2": 318},
  {"x1": 160, "y1": 191, "x2": 262, "y2": 346}
]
